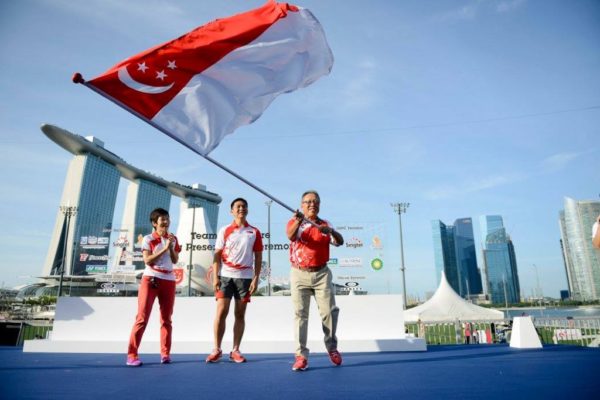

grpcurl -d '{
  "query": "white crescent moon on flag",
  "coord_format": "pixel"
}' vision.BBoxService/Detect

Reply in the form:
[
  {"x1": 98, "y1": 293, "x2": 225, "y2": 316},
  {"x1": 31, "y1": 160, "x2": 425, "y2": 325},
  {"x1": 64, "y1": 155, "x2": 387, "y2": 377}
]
[{"x1": 117, "y1": 66, "x2": 174, "y2": 94}]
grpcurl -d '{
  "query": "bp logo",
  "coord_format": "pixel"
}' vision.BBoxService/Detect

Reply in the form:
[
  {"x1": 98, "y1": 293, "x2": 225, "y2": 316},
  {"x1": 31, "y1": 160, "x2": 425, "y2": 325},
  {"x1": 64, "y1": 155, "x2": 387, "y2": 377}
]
[{"x1": 371, "y1": 258, "x2": 383, "y2": 271}]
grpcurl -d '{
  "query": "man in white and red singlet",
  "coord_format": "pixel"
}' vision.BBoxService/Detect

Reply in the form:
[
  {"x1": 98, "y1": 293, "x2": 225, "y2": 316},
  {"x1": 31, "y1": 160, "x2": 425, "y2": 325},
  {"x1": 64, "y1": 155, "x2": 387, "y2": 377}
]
[
  {"x1": 287, "y1": 190, "x2": 344, "y2": 372},
  {"x1": 206, "y1": 198, "x2": 263, "y2": 364},
  {"x1": 126, "y1": 207, "x2": 181, "y2": 367}
]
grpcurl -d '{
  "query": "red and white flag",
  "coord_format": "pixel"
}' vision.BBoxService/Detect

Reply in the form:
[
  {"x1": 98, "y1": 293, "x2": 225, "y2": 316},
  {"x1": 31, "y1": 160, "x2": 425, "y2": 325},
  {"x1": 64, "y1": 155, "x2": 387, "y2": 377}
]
[{"x1": 83, "y1": 1, "x2": 333, "y2": 155}]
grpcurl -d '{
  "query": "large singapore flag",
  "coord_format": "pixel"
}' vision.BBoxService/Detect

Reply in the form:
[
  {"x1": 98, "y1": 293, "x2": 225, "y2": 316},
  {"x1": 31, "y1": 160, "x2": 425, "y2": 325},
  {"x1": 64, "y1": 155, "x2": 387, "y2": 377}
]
[{"x1": 80, "y1": 1, "x2": 333, "y2": 156}]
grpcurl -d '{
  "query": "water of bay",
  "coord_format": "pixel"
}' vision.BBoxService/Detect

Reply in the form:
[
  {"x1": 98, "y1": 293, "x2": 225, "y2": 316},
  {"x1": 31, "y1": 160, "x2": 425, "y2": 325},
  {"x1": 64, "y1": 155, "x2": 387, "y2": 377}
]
[{"x1": 502, "y1": 306, "x2": 600, "y2": 319}]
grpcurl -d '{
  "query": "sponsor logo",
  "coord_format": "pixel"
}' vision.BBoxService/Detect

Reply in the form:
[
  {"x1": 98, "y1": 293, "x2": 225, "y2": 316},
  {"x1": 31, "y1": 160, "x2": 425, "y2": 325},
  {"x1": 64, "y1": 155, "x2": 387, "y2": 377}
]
[
  {"x1": 97, "y1": 237, "x2": 109, "y2": 245},
  {"x1": 112, "y1": 265, "x2": 136, "y2": 273},
  {"x1": 371, "y1": 258, "x2": 383, "y2": 271},
  {"x1": 346, "y1": 237, "x2": 363, "y2": 249},
  {"x1": 81, "y1": 245, "x2": 107, "y2": 250},
  {"x1": 88, "y1": 255, "x2": 110, "y2": 261},
  {"x1": 327, "y1": 258, "x2": 338, "y2": 266},
  {"x1": 86, "y1": 265, "x2": 108, "y2": 273},
  {"x1": 339, "y1": 257, "x2": 362, "y2": 267},
  {"x1": 80, "y1": 253, "x2": 89, "y2": 262},
  {"x1": 340, "y1": 281, "x2": 362, "y2": 291},
  {"x1": 97, "y1": 282, "x2": 119, "y2": 293},
  {"x1": 173, "y1": 268, "x2": 184, "y2": 285},
  {"x1": 88, "y1": 236, "x2": 98, "y2": 245},
  {"x1": 113, "y1": 236, "x2": 130, "y2": 247},
  {"x1": 80, "y1": 236, "x2": 88, "y2": 245},
  {"x1": 371, "y1": 235, "x2": 383, "y2": 250},
  {"x1": 100, "y1": 282, "x2": 116, "y2": 289}
]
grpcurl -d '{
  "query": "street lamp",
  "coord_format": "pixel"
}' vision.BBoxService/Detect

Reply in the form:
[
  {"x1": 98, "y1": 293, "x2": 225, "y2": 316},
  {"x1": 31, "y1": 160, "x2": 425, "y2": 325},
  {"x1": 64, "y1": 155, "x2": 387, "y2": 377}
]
[
  {"x1": 533, "y1": 264, "x2": 543, "y2": 316},
  {"x1": 391, "y1": 202, "x2": 410, "y2": 309},
  {"x1": 58, "y1": 205, "x2": 78, "y2": 297},
  {"x1": 265, "y1": 200, "x2": 273, "y2": 296}
]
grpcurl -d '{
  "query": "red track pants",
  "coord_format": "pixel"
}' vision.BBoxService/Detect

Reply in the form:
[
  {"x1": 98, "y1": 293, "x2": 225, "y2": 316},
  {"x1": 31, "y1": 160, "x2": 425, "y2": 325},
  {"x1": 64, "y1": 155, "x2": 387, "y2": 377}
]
[{"x1": 127, "y1": 276, "x2": 176, "y2": 357}]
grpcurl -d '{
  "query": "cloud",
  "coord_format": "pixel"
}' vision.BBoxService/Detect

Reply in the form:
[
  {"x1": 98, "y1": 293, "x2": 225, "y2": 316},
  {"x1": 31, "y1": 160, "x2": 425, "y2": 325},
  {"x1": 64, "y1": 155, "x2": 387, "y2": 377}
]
[
  {"x1": 496, "y1": 0, "x2": 526, "y2": 13},
  {"x1": 41, "y1": 0, "x2": 187, "y2": 37},
  {"x1": 424, "y1": 172, "x2": 525, "y2": 200},
  {"x1": 540, "y1": 151, "x2": 587, "y2": 172},
  {"x1": 338, "y1": 59, "x2": 378, "y2": 111},
  {"x1": 433, "y1": 0, "x2": 526, "y2": 22},
  {"x1": 424, "y1": 147, "x2": 591, "y2": 200}
]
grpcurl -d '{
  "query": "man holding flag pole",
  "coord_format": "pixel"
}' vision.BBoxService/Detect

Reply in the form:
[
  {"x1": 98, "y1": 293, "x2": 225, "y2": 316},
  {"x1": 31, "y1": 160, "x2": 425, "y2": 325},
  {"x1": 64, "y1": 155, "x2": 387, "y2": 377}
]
[{"x1": 72, "y1": 1, "x2": 336, "y2": 368}]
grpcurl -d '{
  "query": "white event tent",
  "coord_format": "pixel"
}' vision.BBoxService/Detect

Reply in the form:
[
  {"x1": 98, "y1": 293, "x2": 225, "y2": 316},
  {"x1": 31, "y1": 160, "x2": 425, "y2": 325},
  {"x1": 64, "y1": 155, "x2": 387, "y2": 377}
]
[{"x1": 404, "y1": 272, "x2": 505, "y2": 322}]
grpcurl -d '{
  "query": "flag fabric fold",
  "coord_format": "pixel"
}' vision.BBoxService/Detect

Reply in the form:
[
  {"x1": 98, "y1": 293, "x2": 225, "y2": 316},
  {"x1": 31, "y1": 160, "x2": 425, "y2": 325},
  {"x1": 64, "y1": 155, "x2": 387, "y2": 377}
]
[{"x1": 86, "y1": 0, "x2": 333, "y2": 155}]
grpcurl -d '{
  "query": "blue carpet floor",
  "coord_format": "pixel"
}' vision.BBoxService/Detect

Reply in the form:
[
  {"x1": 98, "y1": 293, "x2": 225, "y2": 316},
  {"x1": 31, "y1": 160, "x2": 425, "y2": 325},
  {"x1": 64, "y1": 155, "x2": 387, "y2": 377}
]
[{"x1": 1, "y1": 344, "x2": 599, "y2": 399}]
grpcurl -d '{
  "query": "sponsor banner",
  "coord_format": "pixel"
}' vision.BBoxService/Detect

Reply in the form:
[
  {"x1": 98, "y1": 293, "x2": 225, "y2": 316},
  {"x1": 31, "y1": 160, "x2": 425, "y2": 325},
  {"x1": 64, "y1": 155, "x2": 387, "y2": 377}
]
[{"x1": 554, "y1": 329, "x2": 583, "y2": 340}]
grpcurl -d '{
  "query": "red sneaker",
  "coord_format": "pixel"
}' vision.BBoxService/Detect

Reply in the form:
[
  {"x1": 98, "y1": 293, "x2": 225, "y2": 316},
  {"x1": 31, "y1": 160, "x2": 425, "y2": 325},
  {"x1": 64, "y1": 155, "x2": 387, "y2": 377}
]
[
  {"x1": 229, "y1": 350, "x2": 247, "y2": 363},
  {"x1": 160, "y1": 355, "x2": 172, "y2": 364},
  {"x1": 205, "y1": 349, "x2": 222, "y2": 363},
  {"x1": 328, "y1": 350, "x2": 342, "y2": 366},
  {"x1": 292, "y1": 355, "x2": 308, "y2": 371}
]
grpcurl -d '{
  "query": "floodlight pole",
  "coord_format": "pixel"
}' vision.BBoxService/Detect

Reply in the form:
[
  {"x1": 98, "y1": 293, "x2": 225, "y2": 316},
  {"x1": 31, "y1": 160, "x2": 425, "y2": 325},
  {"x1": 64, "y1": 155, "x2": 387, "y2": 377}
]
[
  {"x1": 265, "y1": 200, "x2": 273, "y2": 296},
  {"x1": 391, "y1": 202, "x2": 410, "y2": 309},
  {"x1": 58, "y1": 205, "x2": 78, "y2": 297},
  {"x1": 188, "y1": 205, "x2": 196, "y2": 296}
]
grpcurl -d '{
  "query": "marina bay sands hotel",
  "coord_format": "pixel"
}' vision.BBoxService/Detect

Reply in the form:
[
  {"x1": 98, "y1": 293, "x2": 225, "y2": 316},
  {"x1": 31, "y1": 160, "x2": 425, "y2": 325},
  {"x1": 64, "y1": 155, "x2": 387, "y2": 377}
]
[{"x1": 41, "y1": 124, "x2": 222, "y2": 295}]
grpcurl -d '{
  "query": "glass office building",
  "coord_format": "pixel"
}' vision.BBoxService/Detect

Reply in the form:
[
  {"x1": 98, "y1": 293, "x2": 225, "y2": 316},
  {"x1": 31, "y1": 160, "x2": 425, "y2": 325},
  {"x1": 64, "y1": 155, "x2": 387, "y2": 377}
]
[
  {"x1": 480, "y1": 215, "x2": 520, "y2": 304},
  {"x1": 559, "y1": 197, "x2": 600, "y2": 301},
  {"x1": 432, "y1": 218, "x2": 482, "y2": 298}
]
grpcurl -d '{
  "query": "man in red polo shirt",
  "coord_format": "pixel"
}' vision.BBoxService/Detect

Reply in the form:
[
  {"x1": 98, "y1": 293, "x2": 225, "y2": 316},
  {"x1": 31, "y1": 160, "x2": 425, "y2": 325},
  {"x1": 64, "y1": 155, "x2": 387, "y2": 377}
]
[
  {"x1": 287, "y1": 190, "x2": 344, "y2": 371},
  {"x1": 126, "y1": 207, "x2": 181, "y2": 367},
  {"x1": 206, "y1": 198, "x2": 263, "y2": 364}
]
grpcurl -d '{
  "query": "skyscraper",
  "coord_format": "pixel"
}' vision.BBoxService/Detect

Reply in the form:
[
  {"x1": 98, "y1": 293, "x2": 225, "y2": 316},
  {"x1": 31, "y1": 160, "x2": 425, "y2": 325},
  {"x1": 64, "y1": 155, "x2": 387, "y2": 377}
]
[
  {"x1": 42, "y1": 124, "x2": 222, "y2": 295},
  {"x1": 432, "y1": 218, "x2": 482, "y2": 298},
  {"x1": 559, "y1": 197, "x2": 600, "y2": 301},
  {"x1": 480, "y1": 215, "x2": 520, "y2": 304},
  {"x1": 43, "y1": 140, "x2": 121, "y2": 277}
]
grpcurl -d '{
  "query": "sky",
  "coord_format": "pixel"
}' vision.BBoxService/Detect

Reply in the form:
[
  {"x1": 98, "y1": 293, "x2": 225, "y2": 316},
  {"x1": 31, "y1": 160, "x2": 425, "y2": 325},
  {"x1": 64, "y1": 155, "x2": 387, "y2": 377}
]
[{"x1": 0, "y1": 0, "x2": 599, "y2": 299}]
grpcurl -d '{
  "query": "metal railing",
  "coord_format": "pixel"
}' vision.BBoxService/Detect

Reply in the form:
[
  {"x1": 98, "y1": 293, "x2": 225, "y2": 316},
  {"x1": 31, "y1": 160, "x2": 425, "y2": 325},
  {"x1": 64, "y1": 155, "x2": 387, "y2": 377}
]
[{"x1": 406, "y1": 317, "x2": 600, "y2": 347}]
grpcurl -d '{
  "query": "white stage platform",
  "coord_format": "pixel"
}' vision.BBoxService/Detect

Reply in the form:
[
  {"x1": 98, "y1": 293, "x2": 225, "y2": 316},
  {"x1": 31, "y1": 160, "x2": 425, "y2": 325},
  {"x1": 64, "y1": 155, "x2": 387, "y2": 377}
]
[{"x1": 24, "y1": 295, "x2": 426, "y2": 354}]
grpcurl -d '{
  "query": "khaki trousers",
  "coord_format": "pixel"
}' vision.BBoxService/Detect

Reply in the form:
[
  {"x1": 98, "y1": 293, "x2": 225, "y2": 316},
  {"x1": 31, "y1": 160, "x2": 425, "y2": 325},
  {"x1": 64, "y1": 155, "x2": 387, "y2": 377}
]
[{"x1": 290, "y1": 266, "x2": 339, "y2": 358}]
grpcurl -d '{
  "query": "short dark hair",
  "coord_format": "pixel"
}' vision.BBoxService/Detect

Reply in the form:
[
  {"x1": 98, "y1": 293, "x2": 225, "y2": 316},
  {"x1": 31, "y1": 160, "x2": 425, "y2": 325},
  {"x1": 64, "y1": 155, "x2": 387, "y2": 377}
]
[
  {"x1": 149, "y1": 208, "x2": 169, "y2": 224},
  {"x1": 301, "y1": 190, "x2": 320, "y2": 202},
  {"x1": 230, "y1": 197, "x2": 248, "y2": 209}
]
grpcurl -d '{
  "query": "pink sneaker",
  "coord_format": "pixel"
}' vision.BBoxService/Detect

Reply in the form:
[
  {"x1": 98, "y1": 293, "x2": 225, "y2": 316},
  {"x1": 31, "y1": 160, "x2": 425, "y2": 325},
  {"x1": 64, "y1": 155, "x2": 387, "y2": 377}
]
[
  {"x1": 328, "y1": 350, "x2": 342, "y2": 366},
  {"x1": 292, "y1": 355, "x2": 308, "y2": 371},
  {"x1": 229, "y1": 350, "x2": 247, "y2": 363},
  {"x1": 126, "y1": 356, "x2": 142, "y2": 367},
  {"x1": 205, "y1": 349, "x2": 222, "y2": 363}
]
